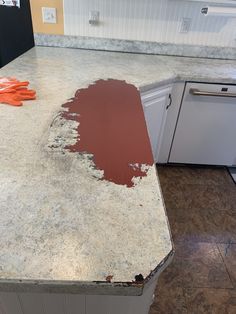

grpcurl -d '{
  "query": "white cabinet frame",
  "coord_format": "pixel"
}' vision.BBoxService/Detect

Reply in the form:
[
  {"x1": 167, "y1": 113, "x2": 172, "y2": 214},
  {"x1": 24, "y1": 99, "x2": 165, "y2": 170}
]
[{"x1": 141, "y1": 84, "x2": 173, "y2": 163}]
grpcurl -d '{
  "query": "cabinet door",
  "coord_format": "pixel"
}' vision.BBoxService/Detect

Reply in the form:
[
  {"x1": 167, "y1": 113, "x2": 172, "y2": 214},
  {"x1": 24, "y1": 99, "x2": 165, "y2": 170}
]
[{"x1": 141, "y1": 86, "x2": 172, "y2": 162}]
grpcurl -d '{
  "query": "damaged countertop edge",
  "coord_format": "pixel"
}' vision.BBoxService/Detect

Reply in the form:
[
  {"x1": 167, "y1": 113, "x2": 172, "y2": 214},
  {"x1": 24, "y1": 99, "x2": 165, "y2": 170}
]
[{"x1": 0, "y1": 250, "x2": 174, "y2": 296}]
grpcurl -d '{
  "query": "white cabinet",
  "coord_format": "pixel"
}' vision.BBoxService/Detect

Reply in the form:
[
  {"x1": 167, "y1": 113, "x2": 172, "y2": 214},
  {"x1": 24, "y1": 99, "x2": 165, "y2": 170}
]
[
  {"x1": 142, "y1": 81, "x2": 236, "y2": 167},
  {"x1": 141, "y1": 85, "x2": 172, "y2": 162},
  {"x1": 169, "y1": 82, "x2": 236, "y2": 166}
]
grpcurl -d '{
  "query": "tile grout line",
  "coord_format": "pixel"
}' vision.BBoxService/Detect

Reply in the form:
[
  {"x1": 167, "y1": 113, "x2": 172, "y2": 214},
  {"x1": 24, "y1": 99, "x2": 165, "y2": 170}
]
[{"x1": 216, "y1": 242, "x2": 235, "y2": 289}]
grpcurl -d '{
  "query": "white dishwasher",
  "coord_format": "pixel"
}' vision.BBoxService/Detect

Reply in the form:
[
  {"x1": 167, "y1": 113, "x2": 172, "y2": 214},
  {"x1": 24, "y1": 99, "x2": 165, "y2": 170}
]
[{"x1": 169, "y1": 82, "x2": 236, "y2": 166}]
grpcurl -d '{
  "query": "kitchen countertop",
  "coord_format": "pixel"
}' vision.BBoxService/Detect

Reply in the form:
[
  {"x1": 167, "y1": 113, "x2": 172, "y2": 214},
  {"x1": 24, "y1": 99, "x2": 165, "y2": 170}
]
[
  {"x1": 161, "y1": 55, "x2": 236, "y2": 85},
  {"x1": 0, "y1": 46, "x2": 236, "y2": 296}
]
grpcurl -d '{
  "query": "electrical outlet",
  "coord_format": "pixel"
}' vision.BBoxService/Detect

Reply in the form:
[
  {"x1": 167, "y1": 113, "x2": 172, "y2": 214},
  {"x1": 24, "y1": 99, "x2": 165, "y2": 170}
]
[
  {"x1": 179, "y1": 18, "x2": 192, "y2": 33},
  {"x1": 89, "y1": 10, "x2": 100, "y2": 25},
  {"x1": 42, "y1": 7, "x2": 57, "y2": 24}
]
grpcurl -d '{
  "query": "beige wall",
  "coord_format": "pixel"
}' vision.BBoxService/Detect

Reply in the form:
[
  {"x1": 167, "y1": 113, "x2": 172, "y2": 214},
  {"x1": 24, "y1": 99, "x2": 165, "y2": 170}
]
[{"x1": 30, "y1": 0, "x2": 64, "y2": 35}]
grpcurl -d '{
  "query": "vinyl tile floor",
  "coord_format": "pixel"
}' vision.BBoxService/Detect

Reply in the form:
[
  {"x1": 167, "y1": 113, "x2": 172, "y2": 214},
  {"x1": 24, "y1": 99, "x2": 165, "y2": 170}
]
[{"x1": 149, "y1": 165, "x2": 236, "y2": 314}]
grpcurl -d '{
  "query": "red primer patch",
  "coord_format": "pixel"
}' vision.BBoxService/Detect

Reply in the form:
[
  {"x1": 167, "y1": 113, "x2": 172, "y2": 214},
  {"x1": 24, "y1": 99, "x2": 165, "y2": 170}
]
[{"x1": 62, "y1": 79, "x2": 154, "y2": 187}]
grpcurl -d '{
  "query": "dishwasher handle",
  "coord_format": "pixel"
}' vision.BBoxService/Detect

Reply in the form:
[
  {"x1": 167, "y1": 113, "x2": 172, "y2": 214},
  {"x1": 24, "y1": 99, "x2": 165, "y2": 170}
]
[{"x1": 190, "y1": 88, "x2": 236, "y2": 98}]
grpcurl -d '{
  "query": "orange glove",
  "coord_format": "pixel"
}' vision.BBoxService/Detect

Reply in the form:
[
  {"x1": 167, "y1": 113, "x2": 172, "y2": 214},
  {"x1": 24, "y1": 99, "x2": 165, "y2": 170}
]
[
  {"x1": 0, "y1": 77, "x2": 36, "y2": 107},
  {"x1": 0, "y1": 90, "x2": 36, "y2": 106},
  {"x1": 0, "y1": 77, "x2": 18, "y2": 85},
  {"x1": 0, "y1": 93, "x2": 22, "y2": 106}
]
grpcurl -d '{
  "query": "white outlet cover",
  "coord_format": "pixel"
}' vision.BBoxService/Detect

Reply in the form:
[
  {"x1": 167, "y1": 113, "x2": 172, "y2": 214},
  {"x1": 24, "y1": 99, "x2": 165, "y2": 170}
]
[
  {"x1": 42, "y1": 7, "x2": 57, "y2": 24},
  {"x1": 89, "y1": 10, "x2": 100, "y2": 25}
]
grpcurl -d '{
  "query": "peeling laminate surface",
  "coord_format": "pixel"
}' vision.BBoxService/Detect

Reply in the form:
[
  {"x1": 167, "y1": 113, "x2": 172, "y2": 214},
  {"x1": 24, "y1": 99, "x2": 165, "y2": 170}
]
[
  {"x1": 1, "y1": 46, "x2": 236, "y2": 294},
  {"x1": 0, "y1": 47, "x2": 173, "y2": 295}
]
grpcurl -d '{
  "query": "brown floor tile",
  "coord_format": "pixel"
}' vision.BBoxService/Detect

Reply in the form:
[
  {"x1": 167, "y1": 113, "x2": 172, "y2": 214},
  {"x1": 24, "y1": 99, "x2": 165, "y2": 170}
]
[
  {"x1": 150, "y1": 285, "x2": 187, "y2": 314},
  {"x1": 175, "y1": 242, "x2": 222, "y2": 264},
  {"x1": 168, "y1": 208, "x2": 236, "y2": 244},
  {"x1": 180, "y1": 260, "x2": 233, "y2": 289},
  {"x1": 167, "y1": 210, "x2": 210, "y2": 243},
  {"x1": 149, "y1": 256, "x2": 188, "y2": 313},
  {"x1": 157, "y1": 165, "x2": 234, "y2": 187},
  {"x1": 218, "y1": 243, "x2": 236, "y2": 288},
  {"x1": 219, "y1": 187, "x2": 236, "y2": 212},
  {"x1": 184, "y1": 288, "x2": 236, "y2": 314},
  {"x1": 161, "y1": 243, "x2": 233, "y2": 289},
  {"x1": 154, "y1": 165, "x2": 236, "y2": 313},
  {"x1": 161, "y1": 183, "x2": 236, "y2": 212},
  {"x1": 157, "y1": 257, "x2": 184, "y2": 287},
  {"x1": 200, "y1": 209, "x2": 236, "y2": 243}
]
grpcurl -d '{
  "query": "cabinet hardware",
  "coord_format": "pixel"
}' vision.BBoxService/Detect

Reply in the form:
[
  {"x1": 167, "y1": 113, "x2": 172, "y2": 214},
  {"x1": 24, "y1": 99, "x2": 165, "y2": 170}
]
[
  {"x1": 190, "y1": 88, "x2": 236, "y2": 98},
  {"x1": 166, "y1": 94, "x2": 172, "y2": 109}
]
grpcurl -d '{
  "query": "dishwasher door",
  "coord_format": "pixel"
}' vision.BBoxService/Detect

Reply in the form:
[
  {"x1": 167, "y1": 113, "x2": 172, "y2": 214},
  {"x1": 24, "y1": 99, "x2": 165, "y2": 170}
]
[{"x1": 169, "y1": 82, "x2": 236, "y2": 166}]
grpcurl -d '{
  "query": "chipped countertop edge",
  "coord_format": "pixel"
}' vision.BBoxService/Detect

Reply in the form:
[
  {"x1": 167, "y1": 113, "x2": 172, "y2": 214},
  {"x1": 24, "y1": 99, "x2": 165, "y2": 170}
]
[
  {"x1": 0, "y1": 162, "x2": 175, "y2": 296},
  {"x1": 0, "y1": 248, "x2": 174, "y2": 296},
  {"x1": 0, "y1": 279, "x2": 143, "y2": 296},
  {"x1": 0, "y1": 250, "x2": 174, "y2": 295}
]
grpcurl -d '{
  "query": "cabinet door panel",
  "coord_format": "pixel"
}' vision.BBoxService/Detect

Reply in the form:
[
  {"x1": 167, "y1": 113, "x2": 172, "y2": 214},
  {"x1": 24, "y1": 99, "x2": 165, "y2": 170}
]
[
  {"x1": 43, "y1": 294, "x2": 66, "y2": 314},
  {"x1": 18, "y1": 293, "x2": 44, "y2": 314},
  {"x1": 157, "y1": 82, "x2": 186, "y2": 163},
  {"x1": 141, "y1": 85, "x2": 172, "y2": 162},
  {"x1": 142, "y1": 96, "x2": 168, "y2": 162},
  {"x1": 0, "y1": 293, "x2": 23, "y2": 314},
  {"x1": 65, "y1": 294, "x2": 85, "y2": 314}
]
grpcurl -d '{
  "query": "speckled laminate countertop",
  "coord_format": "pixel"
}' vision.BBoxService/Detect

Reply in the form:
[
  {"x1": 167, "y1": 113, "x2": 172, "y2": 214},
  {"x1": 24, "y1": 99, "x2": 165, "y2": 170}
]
[{"x1": 0, "y1": 46, "x2": 236, "y2": 295}]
